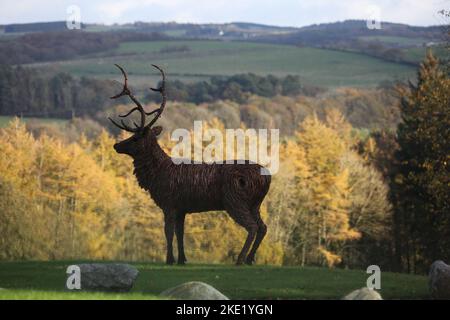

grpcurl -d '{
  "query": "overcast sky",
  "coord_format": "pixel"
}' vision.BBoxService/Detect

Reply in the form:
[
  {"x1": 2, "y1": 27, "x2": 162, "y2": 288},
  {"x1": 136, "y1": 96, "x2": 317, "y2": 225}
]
[{"x1": 0, "y1": 0, "x2": 448, "y2": 27}]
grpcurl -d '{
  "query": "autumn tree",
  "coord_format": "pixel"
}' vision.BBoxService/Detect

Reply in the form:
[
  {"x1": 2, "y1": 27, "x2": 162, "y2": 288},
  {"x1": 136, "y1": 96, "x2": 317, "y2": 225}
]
[
  {"x1": 0, "y1": 114, "x2": 389, "y2": 268},
  {"x1": 277, "y1": 115, "x2": 360, "y2": 267},
  {"x1": 268, "y1": 111, "x2": 391, "y2": 268}
]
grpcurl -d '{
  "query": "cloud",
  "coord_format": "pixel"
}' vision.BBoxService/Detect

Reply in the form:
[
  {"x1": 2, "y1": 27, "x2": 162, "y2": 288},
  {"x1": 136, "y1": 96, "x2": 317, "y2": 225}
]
[
  {"x1": 0, "y1": 0, "x2": 446, "y2": 26},
  {"x1": 96, "y1": 3, "x2": 133, "y2": 21}
]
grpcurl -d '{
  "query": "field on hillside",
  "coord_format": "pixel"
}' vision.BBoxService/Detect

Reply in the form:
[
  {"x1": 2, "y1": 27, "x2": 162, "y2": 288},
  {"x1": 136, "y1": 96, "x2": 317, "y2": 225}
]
[
  {"x1": 358, "y1": 35, "x2": 430, "y2": 46},
  {"x1": 30, "y1": 40, "x2": 417, "y2": 87},
  {"x1": 403, "y1": 46, "x2": 449, "y2": 63},
  {"x1": 0, "y1": 261, "x2": 429, "y2": 300},
  {"x1": 0, "y1": 116, "x2": 68, "y2": 128}
]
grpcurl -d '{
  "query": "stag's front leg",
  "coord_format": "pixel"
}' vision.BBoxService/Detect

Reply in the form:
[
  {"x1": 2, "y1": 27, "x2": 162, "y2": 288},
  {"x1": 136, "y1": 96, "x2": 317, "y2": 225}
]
[
  {"x1": 175, "y1": 213, "x2": 187, "y2": 265},
  {"x1": 164, "y1": 213, "x2": 176, "y2": 265}
]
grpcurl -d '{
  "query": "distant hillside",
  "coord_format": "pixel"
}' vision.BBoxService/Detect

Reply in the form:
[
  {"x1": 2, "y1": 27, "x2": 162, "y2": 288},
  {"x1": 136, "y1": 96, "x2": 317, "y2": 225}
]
[
  {"x1": 2, "y1": 19, "x2": 445, "y2": 41},
  {"x1": 258, "y1": 20, "x2": 444, "y2": 46},
  {"x1": 3, "y1": 21, "x2": 86, "y2": 33},
  {"x1": 83, "y1": 21, "x2": 298, "y2": 39},
  {"x1": 1, "y1": 19, "x2": 447, "y2": 91},
  {"x1": 2, "y1": 19, "x2": 445, "y2": 46},
  {"x1": 0, "y1": 30, "x2": 167, "y2": 65},
  {"x1": 2, "y1": 19, "x2": 446, "y2": 66},
  {"x1": 254, "y1": 20, "x2": 447, "y2": 65}
]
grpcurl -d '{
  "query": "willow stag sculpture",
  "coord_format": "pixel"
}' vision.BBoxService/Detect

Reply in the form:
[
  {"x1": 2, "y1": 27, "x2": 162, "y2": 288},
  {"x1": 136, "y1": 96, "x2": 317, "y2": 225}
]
[{"x1": 109, "y1": 64, "x2": 271, "y2": 265}]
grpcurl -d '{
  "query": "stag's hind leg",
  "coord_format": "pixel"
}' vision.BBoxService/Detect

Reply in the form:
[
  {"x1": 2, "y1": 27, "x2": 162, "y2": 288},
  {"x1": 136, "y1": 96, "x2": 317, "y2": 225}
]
[
  {"x1": 245, "y1": 209, "x2": 267, "y2": 265},
  {"x1": 226, "y1": 207, "x2": 258, "y2": 265},
  {"x1": 237, "y1": 219, "x2": 258, "y2": 266}
]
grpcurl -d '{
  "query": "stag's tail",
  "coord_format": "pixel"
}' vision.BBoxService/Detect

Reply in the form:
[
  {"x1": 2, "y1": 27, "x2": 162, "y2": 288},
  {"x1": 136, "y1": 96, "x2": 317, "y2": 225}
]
[{"x1": 257, "y1": 169, "x2": 271, "y2": 199}]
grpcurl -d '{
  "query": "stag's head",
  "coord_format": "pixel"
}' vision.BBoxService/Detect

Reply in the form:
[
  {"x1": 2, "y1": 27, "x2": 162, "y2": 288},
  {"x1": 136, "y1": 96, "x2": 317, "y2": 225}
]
[{"x1": 108, "y1": 64, "x2": 166, "y2": 157}]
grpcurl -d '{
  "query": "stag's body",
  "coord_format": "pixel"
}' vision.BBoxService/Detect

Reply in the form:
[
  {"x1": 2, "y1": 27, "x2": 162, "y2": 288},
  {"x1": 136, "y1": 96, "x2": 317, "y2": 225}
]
[
  {"x1": 109, "y1": 64, "x2": 271, "y2": 265},
  {"x1": 131, "y1": 136, "x2": 271, "y2": 265},
  {"x1": 134, "y1": 148, "x2": 270, "y2": 214}
]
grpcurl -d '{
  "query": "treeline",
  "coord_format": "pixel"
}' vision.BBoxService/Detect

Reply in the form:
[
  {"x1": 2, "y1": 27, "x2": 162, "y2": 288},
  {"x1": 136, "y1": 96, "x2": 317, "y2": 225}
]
[
  {"x1": 132, "y1": 86, "x2": 400, "y2": 138},
  {"x1": 1, "y1": 64, "x2": 400, "y2": 132},
  {"x1": 0, "y1": 30, "x2": 167, "y2": 65},
  {"x1": 4, "y1": 21, "x2": 84, "y2": 33},
  {"x1": 334, "y1": 39, "x2": 408, "y2": 64},
  {"x1": 146, "y1": 73, "x2": 324, "y2": 104},
  {"x1": 0, "y1": 65, "x2": 115, "y2": 118}
]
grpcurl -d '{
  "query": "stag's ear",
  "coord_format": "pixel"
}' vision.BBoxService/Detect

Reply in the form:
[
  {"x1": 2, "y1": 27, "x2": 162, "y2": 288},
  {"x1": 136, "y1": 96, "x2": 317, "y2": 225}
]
[{"x1": 151, "y1": 126, "x2": 163, "y2": 137}]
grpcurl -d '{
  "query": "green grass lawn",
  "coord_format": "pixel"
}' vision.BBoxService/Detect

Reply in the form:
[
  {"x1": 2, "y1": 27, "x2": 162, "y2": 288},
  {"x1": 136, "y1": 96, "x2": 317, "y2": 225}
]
[
  {"x1": 30, "y1": 40, "x2": 418, "y2": 87},
  {"x1": 0, "y1": 261, "x2": 429, "y2": 300},
  {"x1": 0, "y1": 289, "x2": 160, "y2": 300}
]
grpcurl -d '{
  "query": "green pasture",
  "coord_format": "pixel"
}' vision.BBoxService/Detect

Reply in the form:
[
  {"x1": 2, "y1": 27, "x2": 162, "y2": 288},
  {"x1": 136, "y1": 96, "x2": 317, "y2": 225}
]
[
  {"x1": 31, "y1": 40, "x2": 418, "y2": 87},
  {"x1": 0, "y1": 261, "x2": 429, "y2": 300}
]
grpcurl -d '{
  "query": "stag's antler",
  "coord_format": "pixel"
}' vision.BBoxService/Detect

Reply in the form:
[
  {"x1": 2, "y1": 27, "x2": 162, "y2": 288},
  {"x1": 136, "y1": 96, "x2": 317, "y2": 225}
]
[
  {"x1": 108, "y1": 64, "x2": 145, "y2": 132},
  {"x1": 108, "y1": 64, "x2": 166, "y2": 133},
  {"x1": 146, "y1": 64, "x2": 167, "y2": 128}
]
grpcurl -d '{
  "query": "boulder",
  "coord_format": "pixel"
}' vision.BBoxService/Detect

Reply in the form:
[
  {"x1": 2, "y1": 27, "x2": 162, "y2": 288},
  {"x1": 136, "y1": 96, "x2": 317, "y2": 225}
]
[
  {"x1": 161, "y1": 281, "x2": 229, "y2": 300},
  {"x1": 77, "y1": 263, "x2": 139, "y2": 292},
  {"x1": 342, "y1": 287, "x2": 382, "y2": 300},
  {"x1": 429, "y1": 260, "x2": 450, "y2": 299}
]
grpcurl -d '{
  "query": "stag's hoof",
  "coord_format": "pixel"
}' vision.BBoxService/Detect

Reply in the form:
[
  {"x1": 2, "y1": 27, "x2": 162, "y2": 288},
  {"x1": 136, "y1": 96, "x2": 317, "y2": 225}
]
[
  {"x1": 177, "y1": 259, "x2": 187, "y2": 265},
  {"x1": 245, "y1": 256, "x2": 254, "y2": 265}
]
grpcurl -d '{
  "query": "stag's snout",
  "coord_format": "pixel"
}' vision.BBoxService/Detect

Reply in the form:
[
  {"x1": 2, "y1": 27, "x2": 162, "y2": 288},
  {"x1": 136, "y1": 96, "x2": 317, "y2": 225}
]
[{"x1": 113, "y1": 141, "x2": 128, "y2": 154}]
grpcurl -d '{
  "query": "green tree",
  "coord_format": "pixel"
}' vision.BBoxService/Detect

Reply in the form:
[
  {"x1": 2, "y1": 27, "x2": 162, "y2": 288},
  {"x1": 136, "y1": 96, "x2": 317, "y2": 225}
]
[{"x1": 395, "y1": 51, "x2": 450, "y2": 272}]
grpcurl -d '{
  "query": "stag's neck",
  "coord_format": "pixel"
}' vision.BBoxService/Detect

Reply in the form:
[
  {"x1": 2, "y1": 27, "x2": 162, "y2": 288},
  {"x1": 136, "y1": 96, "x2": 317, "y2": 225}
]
[{"x1": 133, "y1": 143, "x2": 169, "y2": 191}]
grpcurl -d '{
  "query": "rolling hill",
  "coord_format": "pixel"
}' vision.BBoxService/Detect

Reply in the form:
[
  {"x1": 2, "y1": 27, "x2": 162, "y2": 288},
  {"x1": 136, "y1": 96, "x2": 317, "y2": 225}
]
[{"x1": 31, "y1": 39, "x2": 418, "y2": 88}]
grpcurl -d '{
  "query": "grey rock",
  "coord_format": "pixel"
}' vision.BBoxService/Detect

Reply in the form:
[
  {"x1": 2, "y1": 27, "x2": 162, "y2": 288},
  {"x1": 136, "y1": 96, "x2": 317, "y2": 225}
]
[
  {"x1": 161, "y1": 281, "x2": 229, "y2": 300},
  {"x1": 77, "y1": 263, "x2": 139, "y2": 292},
  {"x1": 429, "y1": 260, "x2": 450, "y2": 299},
  {"x1": 342, "y1": 287, "x2": 382, "y2": 300}
]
